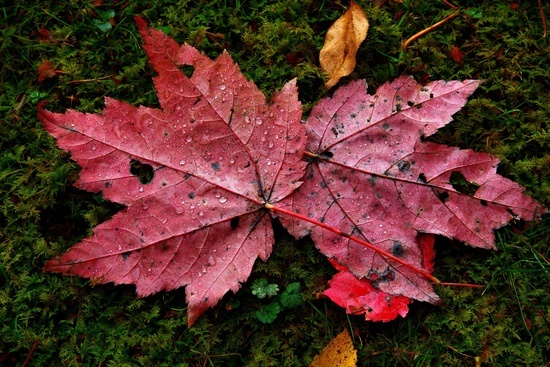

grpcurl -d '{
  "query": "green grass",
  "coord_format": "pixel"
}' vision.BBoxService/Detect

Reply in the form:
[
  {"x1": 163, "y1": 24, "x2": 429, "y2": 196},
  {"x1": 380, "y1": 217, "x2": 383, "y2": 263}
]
[{"x1": 1, "y1": 0, "x2": 549, "y2": 365}]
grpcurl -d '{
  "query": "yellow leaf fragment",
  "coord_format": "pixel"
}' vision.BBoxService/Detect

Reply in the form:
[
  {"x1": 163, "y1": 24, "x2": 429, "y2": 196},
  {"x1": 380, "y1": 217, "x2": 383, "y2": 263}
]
[
  {"x1": 319, "y1": 0, "x2": 369, "y2": 88},
  {"x1": 310, "y1": 329, "x2": 357, "y2": 367}
]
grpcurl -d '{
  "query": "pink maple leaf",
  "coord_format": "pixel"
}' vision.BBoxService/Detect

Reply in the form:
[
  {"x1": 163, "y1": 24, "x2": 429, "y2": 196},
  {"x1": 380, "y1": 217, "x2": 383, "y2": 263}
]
[
  {"x1": 278, "y1": 76, "x2": 546, "y2": 310},
  {"x1": 38, "y1": 17, "x2": 306, "y2": 326}
]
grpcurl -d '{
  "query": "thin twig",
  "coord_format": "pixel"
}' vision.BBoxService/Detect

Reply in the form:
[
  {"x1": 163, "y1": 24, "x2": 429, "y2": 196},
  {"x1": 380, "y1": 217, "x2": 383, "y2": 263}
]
[
  {"x1": 402, "y1": 11, "x2": 459, "y2": 50},
  {"x1": 442, "y1": 0, "x2": 458, "y2": 10},
  {"x1": 539, "y1": 0, "x2": 547, "y2": 38},
  {"x1": 21, "y1": 340, "x2": 40, "y2": 367},
  {"x1": 66, "y1": 75, "x2": 115, "y2": 84}
]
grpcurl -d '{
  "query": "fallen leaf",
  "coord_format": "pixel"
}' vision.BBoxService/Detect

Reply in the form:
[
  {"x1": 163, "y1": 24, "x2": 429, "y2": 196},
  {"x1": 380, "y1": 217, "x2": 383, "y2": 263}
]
[
  {"x1": 450, "y1": 45, "x2": 465, "y2": 64},
  {"x1": 310, "y1": 329, "x2": 357, "y2": 367},
  {"x1": 39, "y1": 16, "x2": 307, "y2": 326},
  {"x1": 324, "y1": 258, "x2": 411, "y2": 321},
  {"x1": 37, "y1": 60, "x2": 57, "y2": 82},
  {"x1": 320, "y1": 1, "x2": 369, "y2": 88},
  {"x1": 278, "y1": 76, "x2": 546, "y2": 307}
]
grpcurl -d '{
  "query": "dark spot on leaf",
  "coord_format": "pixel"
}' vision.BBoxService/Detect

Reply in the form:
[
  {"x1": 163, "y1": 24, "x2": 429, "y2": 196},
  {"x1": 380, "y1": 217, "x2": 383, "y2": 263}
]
[
  {"x1": 382, "y1": 123, "x2": 391, "y2": 130},
  {"x1": 429, "y1": 93, "x2": 434, "y2": 98},
  {"x1": 450, "y1": 171, "x2": 479, "y2": 196},
  {"x1": 436, "y1": 190, "x2": 449, "y2": 203},
  {"x1": 244, "y1": 161, "x2": 250, "y2": 168},
  {"x1": 392, "y1": 241, "x2": 404, "y2": 256},
  {"x1": 397, "y1": 161, "x2": 410, "y2": 173},
  {"x1": 104, "y1": 181, "x2": 111, "y2": 187},
  {"x1": 179, "y1": 65, "x2": 195, "y2": 78},
  {"x1": 395, "y1": 104, "x2": 402, "y2": 112},
  {"x1": 230, "y1": 216, "x2": 240, "y2": 230},
  {"x1": 395, "y1": 95, "x2": 402, "y2": 102},
  {"x1": 211, "y1": 162, "x2": 220, "y2": 171},
  {"x1": 480, "y1": 200, "x2": 488, "y2": 206},
  {"x1": 407, "y1": 101, "x2": 415, "y2": 107},
  {"x1": 368, "y1": 176, "x2": 377, "y2": 187},
  {"x1": 188, "y1": 192, "x2": 195, "y2": 199},
  {"x1": 417, "y1": 173, "x2": 427, "y2": 183},
  {"x1": 321, "y1": 150, "x2": 333, "y2": 158},
  {"x1": 367, "y1": 307, "x2": 373, "y2": 312},
  {"x1": 121, "y1": 252, "x2": 131, "y2": 260},
  {"x1": 350, "y1": 113, "x2": 356, "y2": 118},
  {"x1": 320, "y1": 181, "x2": 326, "y2": 188},
  {"x1": 130, "y1": 159, "x2": 154, "y2": 184},
  {"x1": 331, "y1": 127, "x2": 338, "y2": 136}
]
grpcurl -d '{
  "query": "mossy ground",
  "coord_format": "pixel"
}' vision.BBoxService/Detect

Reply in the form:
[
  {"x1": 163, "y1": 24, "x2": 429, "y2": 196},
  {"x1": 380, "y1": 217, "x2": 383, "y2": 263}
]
[{"x1": 1, "y1": 1, "x2": 549, "y2": 366}]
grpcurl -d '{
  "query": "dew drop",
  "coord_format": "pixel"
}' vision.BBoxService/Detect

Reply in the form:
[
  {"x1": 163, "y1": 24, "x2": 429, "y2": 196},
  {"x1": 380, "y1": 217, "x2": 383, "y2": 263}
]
[
  {"x1": 186, "y1": 136, "x2": 193, "y2": 143},
  {"x1": 268, "y1": 141, "x2": 274, "y2": 149},
  {"x1": 244, "y1": 116, "x2": 250, "y2": 123},
  {"x1": 255, "y1": 117, "x2": 263, "y2": 125},
  {"x1": 117, "y1": 245, "x2": 122, "y2": 251},
  {"x1": 269, "y1": 112, "x2": 274, "y2": 117},
  {"x1": 207, "y1": 255, "x2": 216, "y2": 266},
  {"x1": 229, "y1": 158, "x2": 235, "y2": 164},
  {"x1": 138, "y1": 187, "x2": 144, "y2": 192},
  {"x1": 179, "y1": 159, "x2": 186, "y2": 165},
  {"x1": 198, "y1": 211, "x2": 204, "y2": 216},
  {"x1": 201, "y1": 265, "x2": 208, "y2": 274},
  {"x1": 219, "y1": 196, "x2": 227, "y2": 204}
]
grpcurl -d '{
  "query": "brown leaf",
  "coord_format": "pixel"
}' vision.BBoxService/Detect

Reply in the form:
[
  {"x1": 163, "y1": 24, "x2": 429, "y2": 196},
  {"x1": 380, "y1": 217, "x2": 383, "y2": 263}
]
[
  {"x1": 37, "y1": 60, "x2": 57, "y2": 82},
  {"x1": 310, "y1": 329, "x2": 357, "y2": 367},
  {"x1": 319, "y1": 1, "x2": 369, "y2": 88}
]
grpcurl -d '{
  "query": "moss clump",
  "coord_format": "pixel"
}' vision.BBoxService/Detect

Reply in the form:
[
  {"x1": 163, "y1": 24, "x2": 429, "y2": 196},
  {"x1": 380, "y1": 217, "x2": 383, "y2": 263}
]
[{"x1": 1, "y1": 0, "x2": 548, "y2": 365}]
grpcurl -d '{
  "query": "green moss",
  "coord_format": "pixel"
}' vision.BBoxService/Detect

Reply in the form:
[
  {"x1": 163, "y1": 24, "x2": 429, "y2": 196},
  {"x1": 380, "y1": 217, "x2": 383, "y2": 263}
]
[{"x1": 1, "y1": 0, "x2": 549, "y2": 365}]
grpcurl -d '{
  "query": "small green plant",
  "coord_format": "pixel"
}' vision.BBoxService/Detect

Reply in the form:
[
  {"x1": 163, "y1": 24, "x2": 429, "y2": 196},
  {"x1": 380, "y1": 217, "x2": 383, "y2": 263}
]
[
  {"x1": 29, "y1": 91, "x2": 47, "y2": 104},
  {"x1": 252, "y1": 279, "x2": 303, "y2": 324}
]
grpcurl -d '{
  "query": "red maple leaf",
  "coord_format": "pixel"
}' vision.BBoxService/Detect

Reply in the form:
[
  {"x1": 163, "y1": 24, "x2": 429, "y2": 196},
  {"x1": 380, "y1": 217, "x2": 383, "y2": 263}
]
[
  {"x1": 277, "y1": 76, "x2": 546, "y2": 308},
  {"x1": 39, "y1": 17, "x2": 307, "y2": 326},
  {"x1": 38, "y1": 18, "x2": 546, "y2": 325}
]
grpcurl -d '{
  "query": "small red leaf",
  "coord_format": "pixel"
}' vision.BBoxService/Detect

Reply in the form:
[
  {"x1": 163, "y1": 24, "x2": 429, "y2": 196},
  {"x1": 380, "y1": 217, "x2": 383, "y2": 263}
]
[
  {"x1": 37, "y1": 60, "x2": 57, "y2": 82},
  {"x1": 324, "y1": 259, "x2": 411, "y2": 322},
  {"x1": 450, "y1": 45, "x2": 465, "y2": 64}
]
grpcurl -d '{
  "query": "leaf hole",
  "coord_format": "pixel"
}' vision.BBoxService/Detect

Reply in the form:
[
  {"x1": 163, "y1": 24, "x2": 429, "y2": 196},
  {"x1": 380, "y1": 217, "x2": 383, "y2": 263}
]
[
  {"x1": 179, "y1": 65, "x2": 195, "y2": 78},
  {"x1": 449, "y1": 171, "x2": 479, "y2": 196},
  {"x1": 130, "y1": 159, "x2": 154, "y2": 184}
]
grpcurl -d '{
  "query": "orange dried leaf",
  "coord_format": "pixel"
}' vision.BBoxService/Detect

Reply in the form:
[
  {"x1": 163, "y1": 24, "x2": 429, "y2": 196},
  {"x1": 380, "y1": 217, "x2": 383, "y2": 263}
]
[
  {"x1": 319, "y1": 1, "x2": 369, "y2": 88},
  {"x1": 37, "y1": 60, "x2": 57, "y2": 82},
  {"x1": 310, "y1": 329, "x2": 357, "y2": 367}
]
